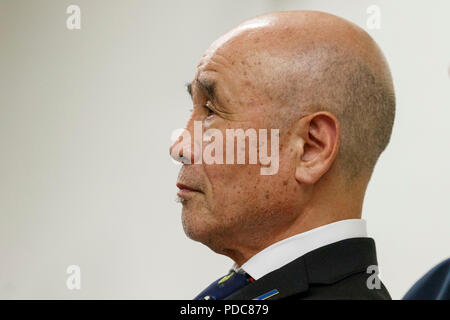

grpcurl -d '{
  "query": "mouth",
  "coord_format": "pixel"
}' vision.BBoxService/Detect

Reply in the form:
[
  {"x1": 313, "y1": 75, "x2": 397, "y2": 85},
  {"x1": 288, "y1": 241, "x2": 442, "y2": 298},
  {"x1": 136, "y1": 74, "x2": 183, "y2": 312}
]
[{"x1": 176, "y1": 182, "x2": 203, "y2": 198}]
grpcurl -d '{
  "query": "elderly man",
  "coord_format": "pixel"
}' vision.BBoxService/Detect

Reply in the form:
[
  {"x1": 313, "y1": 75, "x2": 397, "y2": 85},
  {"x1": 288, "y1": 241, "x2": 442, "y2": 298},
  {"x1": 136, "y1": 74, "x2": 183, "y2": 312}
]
[{"x1": 170, "y1": 10, "x2": 394, "y2": 300}]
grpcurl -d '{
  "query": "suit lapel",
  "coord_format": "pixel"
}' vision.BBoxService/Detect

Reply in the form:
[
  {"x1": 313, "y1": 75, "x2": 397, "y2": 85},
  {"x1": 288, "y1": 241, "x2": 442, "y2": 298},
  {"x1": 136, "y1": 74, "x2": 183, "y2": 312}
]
[
  {"x1": 225, "y1": 255, "x2": 309, "y2": 300},
  {"x1": 225, "y1": 238, "x2": 377, "y2": 300}
]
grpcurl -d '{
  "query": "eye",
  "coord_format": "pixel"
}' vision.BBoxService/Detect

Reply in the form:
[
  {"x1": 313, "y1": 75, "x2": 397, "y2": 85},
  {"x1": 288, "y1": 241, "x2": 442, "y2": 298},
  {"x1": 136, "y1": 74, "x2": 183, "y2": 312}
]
[{"x1": 205, "y1": 101, "x2": 215, "y2": 118}]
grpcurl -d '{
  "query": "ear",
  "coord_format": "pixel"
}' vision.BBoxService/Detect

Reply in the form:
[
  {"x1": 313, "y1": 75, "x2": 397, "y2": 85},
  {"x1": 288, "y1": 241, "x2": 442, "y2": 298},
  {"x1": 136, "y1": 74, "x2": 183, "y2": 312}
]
[{"x1": 294, "y1": 112, "x2": 340, "y2": 184}]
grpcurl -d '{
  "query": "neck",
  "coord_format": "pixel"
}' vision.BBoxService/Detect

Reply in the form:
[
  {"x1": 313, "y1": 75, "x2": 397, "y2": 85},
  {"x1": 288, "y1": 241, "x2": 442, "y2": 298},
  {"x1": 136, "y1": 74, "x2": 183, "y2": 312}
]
[{"x1": 222, "y1": 182, "x2": 366, "y2": 267}]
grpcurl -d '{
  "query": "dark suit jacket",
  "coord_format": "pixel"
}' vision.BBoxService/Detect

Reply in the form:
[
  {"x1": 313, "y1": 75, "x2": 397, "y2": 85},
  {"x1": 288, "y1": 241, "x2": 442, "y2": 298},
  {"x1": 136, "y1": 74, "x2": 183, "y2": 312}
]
[
  {"x1": 403, "y1": 258, "x2": 450, "y2": 300},
  {"x1": 226, "y1": 238, "x2": 391, "y2": 300}
]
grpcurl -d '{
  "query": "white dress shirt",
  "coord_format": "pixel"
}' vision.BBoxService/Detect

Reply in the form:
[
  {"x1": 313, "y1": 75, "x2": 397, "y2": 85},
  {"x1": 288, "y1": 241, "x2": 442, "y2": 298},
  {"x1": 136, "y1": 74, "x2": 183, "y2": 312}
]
[{"x1": 233, "y1": 219, "x2": 367, "y2": 280}]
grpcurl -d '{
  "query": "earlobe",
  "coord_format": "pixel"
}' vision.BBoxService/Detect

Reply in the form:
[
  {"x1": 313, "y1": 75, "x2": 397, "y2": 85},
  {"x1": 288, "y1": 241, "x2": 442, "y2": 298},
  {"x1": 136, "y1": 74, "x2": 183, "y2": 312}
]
[{"x1": 294, "y1": 112, "x2": 340, "y2": 185}]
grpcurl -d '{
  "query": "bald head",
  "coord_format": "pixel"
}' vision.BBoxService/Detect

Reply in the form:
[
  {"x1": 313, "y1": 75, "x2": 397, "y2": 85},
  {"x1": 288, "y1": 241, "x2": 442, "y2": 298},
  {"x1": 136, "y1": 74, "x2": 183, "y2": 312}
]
[{"x1": 203, "y1": 10, "x2": 395, "y2": 179}]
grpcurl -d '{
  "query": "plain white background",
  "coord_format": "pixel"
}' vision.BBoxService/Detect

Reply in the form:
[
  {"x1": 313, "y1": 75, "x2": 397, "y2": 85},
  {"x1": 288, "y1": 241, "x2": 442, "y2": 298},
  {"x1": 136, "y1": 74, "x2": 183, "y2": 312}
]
[{"x1": 0, "y1": 0, "x2": 448, "y2": 299}]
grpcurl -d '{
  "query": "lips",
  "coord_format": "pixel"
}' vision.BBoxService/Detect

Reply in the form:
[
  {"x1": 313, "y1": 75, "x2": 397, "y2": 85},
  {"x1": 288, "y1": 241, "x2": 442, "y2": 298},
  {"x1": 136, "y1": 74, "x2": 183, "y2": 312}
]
[
  {"x1": 177, "y1": 182, "x2": 201, "y2": 192},
  {"x1": 176, "y1": 167, "x2": 204, "y2": 199},
  {"x1": 177, "y1": 182, "x2": 202, "y2": 199}
]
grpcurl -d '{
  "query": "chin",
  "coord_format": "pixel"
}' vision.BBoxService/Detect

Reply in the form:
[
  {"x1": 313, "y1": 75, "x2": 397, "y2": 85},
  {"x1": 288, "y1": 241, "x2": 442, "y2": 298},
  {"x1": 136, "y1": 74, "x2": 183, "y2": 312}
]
[
  {"x1": 181, "y1": 207, "x2": 227, "y2": 249},
  {"x1": 182, "y1": 207, "x2": 210, "y2": 241}
]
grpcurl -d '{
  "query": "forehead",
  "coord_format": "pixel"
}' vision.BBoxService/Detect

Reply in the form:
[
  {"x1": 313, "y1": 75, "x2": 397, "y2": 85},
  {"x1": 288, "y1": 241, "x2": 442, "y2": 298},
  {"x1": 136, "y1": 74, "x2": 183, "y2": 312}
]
[
  {"x1": 202, "y1": 17, "x2": 273, "y2": 61},
  {"x1": 194, "y1": 18, "x2": 273, "y2": 81}
]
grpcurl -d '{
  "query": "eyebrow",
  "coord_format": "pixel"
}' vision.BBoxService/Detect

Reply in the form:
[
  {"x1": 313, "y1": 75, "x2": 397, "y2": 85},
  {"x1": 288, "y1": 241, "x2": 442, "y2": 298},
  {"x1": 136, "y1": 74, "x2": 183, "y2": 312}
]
[
  {"x1": 198, "y1": 79, "x2": 216, "y2": 101},
  {"x1": 186, "y1": 79, "x2": 217, "y2": 102},
  {"x1": 186, "y1": 82, "x2": 192, "y2": 97}
]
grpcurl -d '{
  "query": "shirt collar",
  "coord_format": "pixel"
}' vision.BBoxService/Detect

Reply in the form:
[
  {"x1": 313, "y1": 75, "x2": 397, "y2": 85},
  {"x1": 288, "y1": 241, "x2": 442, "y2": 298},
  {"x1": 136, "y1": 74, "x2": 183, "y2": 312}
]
[{"x1": 233, "y1": 219, "x2": 367, "y2": 280}]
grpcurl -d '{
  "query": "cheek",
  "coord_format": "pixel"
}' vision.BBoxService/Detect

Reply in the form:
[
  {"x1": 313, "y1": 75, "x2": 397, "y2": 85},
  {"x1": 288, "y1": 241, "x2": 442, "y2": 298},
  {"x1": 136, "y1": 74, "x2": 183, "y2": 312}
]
[
  {"x1": 201, "y1": 136, "x2": 299, "y2": 215},
  {"x1": 204, "y1": 163, "x2": 261, "y2": 207},
  {"x1": 203, "y1": 161, "x2": 295, "y2": 216}
]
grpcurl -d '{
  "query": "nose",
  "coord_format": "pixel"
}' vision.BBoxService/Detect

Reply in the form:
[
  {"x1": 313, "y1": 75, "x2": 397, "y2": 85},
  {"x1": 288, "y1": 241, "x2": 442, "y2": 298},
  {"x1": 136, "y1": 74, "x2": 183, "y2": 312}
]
[{"x1": 169, "y1": 129, "x2": 198, "y2": 164}]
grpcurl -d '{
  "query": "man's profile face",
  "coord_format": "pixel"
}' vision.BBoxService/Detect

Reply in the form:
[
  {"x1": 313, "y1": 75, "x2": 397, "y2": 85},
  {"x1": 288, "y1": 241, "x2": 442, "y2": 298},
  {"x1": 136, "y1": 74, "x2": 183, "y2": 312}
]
[{"x1": 170, "y1": 30, "x2": 301, "y2": 252}]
